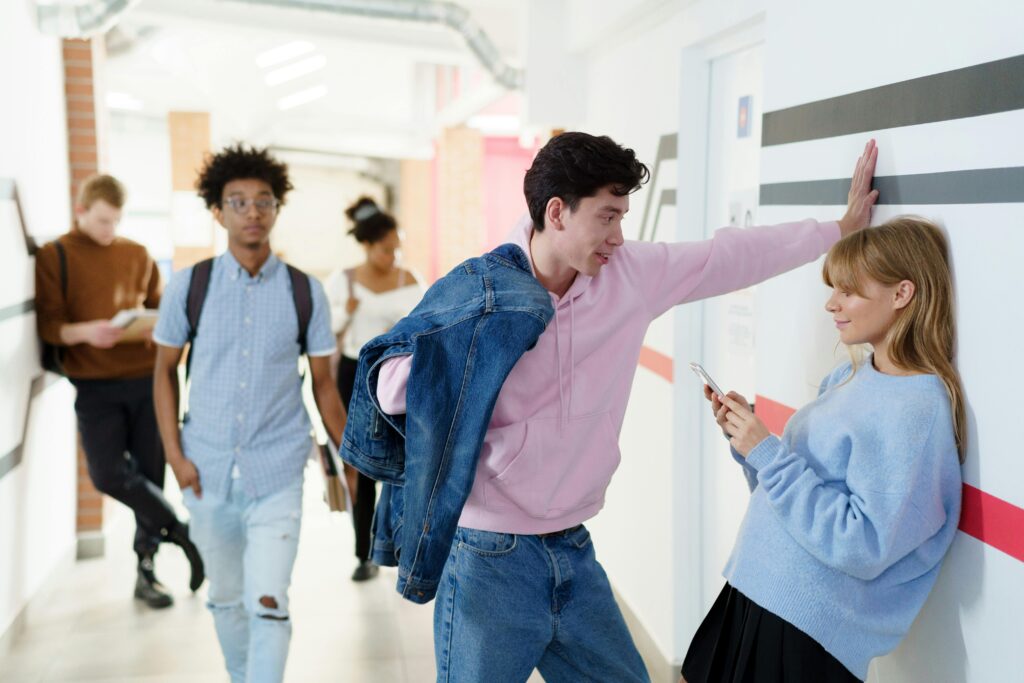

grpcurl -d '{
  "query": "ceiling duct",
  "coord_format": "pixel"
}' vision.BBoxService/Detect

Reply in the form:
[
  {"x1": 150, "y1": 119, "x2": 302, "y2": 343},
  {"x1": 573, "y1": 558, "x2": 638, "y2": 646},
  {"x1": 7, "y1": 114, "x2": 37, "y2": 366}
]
[
  {"x1": 35, "y1": 0, "x2": 141, "y2": 38},
  {"x1": 231, "y1": 0, "x2": 524, "y2": 90}
]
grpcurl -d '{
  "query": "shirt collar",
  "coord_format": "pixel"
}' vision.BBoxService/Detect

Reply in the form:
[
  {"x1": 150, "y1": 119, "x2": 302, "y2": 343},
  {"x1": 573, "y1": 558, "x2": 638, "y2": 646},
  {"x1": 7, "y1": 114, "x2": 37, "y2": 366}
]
[{"x1": 219, "y1": 249, "x2": 281, "y2": 282}]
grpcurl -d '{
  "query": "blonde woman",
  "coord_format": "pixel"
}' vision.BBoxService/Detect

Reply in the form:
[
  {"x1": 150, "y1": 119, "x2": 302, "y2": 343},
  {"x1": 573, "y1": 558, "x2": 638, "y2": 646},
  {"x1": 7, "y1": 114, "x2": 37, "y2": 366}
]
[
  {"x1": 683, "y1": 218, "x2": 965, "y2": 682},
  {"x1": 326, "y1": 197, "x2": 423, "y2": 581}
]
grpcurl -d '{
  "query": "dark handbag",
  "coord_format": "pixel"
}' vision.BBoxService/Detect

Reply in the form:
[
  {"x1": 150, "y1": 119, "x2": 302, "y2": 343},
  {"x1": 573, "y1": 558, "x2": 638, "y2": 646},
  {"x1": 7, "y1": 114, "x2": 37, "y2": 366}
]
[{"x1": 40, "y1": 241, "x2": 67, "y2": 375}]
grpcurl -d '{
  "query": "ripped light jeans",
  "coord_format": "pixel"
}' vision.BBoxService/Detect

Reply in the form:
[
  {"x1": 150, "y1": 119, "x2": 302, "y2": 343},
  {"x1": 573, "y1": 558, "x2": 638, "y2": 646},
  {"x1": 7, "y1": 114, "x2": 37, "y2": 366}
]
[{"x1": 184, "y1": 474, "x2": 303, "y2": 683}]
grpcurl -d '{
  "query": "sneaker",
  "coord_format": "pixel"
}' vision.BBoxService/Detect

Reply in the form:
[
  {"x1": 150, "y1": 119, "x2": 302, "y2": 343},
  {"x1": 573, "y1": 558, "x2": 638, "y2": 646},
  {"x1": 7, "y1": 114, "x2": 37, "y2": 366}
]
[
  {"x1": 135, "y1": 559, "x2": 173, "y2": 609},
  {"x1": 163, "y1": 522, "x2": 205, "y2": 592},
  {"x1": 351, "y1": 560, "x2": 380, "y2": 582}
]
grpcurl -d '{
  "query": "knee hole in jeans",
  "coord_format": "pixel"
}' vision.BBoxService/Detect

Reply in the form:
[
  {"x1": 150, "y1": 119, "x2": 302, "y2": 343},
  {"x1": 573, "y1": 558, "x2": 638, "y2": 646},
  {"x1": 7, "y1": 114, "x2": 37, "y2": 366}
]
[{"x1": 257, "y1": 595, "x2": 289, "y2": 621}]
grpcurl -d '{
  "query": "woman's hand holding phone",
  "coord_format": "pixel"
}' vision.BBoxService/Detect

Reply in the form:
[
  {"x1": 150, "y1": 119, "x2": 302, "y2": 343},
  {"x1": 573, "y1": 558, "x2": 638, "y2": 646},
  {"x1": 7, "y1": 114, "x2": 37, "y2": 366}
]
[
  {"x1": 717, "y1": 394, "x2": 770, "y2": 458},
  {"x1": 704, "y1": 385, "x2": 750, "y2": 438}
]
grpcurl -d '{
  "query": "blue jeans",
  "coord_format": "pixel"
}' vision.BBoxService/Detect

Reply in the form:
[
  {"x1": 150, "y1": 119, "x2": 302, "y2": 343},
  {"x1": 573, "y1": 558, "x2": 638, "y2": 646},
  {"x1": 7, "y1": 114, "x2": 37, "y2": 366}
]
[
  {"x1": 434, "y1": 525, "x2": 650, "y2": 683},
  {"x1": 183, "y1": 476, "x2": 303, "y2": 683}
]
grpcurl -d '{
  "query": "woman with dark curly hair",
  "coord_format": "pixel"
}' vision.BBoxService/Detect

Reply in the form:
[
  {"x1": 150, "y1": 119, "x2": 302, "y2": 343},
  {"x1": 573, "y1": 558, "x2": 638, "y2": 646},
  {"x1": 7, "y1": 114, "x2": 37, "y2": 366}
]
[{"x1": 325, "y1": 196, "x2": 423, "y2": 581}]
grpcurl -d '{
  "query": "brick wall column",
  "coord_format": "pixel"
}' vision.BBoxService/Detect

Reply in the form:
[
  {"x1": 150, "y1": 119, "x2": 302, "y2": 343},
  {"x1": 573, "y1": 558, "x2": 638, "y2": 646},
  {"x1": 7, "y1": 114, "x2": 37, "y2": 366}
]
[
  {"x1": 61, "y1": 37, "x2": 108, "y2": 559},
  {"x1": 397, "y1": 158, "x2": 433, "y2": 281},
  {"x1": 437, "y1": 126, "x2": 485, "y2": 276}
]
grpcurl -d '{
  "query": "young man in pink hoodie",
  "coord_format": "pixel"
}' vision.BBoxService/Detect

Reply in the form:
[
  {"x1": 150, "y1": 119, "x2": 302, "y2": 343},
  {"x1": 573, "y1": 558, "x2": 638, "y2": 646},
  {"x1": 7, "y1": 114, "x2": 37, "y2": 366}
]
[{"x1": 377, "y1": 132, "x2": 879, "y2": 681}]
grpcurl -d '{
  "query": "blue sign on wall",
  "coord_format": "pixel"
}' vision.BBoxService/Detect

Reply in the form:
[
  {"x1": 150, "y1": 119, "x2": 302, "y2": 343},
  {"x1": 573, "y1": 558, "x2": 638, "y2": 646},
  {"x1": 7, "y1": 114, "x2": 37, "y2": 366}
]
[{"x1": 737, "y1": 95, "x2": 752, "y2": 138}]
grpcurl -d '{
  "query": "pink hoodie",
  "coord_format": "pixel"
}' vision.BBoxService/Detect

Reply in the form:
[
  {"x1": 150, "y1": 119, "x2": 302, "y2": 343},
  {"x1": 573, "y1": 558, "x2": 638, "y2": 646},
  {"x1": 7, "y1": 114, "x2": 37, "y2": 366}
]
[{"x1": 376, "y1": 217, "x2": 840, "y2": 533}]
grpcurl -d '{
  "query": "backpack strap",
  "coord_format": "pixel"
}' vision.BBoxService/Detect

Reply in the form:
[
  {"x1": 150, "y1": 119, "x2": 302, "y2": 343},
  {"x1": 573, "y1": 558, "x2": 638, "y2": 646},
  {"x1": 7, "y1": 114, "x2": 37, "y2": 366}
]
[
  {"x1": 54, "y1": 241, "x2": 67, "y2": 298},
  {"x1": 184, "y1": 258, "x2": 214, "y2": 381},
  {"x1": 286, "y1": 264, "x2": 313, "y2": 356}
]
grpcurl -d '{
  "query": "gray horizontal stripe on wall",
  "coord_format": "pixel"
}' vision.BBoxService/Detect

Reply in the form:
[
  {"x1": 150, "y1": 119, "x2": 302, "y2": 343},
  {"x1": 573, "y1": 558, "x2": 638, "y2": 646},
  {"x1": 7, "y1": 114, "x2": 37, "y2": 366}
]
[
  {"x1": 762, "y1": 53, "x2": 1024, "y2": 146},
  {"x1": 0, "y1": 376, "x2": 50, "y2": 481},
  {"x1": 0, "y1": 299, "x2": 34, "y2": 323},
  {"x1": 0, "y1": 447, "x2": 20, "y2": 480},
  {"x1": 760, "y1": 166, "x2": 1024, "y2": 206}
]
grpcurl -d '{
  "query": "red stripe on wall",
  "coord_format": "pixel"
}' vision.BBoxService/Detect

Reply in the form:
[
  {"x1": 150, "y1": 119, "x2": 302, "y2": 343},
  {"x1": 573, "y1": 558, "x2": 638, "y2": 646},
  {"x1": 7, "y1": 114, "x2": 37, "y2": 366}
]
[
  {"x1": 754, "y1": 394, "x2": 1024, "y2": 564},
  {"x1": 754, "y1": 394, "x2": 797, "y2": 435},
  {"x1": 638, "y1": 346, "x2": 673, "y2": 382},
  {"x1": 959, "y1": 484, "x2": 1024, "y2": 562}
]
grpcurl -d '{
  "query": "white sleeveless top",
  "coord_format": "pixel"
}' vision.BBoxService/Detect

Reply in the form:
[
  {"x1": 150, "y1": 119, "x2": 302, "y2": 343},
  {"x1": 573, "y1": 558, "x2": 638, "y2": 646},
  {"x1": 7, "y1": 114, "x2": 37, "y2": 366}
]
[{"x1": 324, "y1": 268, "x2": 424, "y2": 359}]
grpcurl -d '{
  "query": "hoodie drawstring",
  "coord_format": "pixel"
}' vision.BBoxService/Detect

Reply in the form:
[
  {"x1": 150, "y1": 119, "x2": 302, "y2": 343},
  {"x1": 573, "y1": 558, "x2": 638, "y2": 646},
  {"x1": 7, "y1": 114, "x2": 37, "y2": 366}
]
[
  {"x1": 568, "y1": 296, "x2": 575, "y2": 421},
  {"x1": 553, "y1": 295, "x2": 577, "y2": 435},
  {"x1": 554, "y1": 304, "x2": 566, "y2": 434}
]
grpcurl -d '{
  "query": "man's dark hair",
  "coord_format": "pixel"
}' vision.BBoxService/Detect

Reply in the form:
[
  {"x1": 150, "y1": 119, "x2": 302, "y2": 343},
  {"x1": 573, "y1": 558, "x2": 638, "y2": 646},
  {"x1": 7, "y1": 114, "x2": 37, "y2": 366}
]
[
  {"x1": 195, "y1": 144, "x2": 294, "y2": 209},
  {"x1": 523, "y1": 132, "x2": 649, "y2": 231}
]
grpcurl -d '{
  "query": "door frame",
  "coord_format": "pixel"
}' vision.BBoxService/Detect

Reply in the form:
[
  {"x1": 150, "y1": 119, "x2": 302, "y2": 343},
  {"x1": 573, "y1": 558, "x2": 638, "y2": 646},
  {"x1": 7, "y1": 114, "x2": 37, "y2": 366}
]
[{"x1": 671, "y1": 17, "x2": 765, "y2": 659}]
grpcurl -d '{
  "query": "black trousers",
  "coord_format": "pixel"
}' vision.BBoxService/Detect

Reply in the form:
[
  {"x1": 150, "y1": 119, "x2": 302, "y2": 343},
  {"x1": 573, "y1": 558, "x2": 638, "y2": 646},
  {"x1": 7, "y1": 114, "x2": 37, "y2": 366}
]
[
  {"x1": 337, "y1": 355, "x2": 378, "y2": 562},
  {"x1": 73, "y1": 376, "x2": 180, "y2": 560}
]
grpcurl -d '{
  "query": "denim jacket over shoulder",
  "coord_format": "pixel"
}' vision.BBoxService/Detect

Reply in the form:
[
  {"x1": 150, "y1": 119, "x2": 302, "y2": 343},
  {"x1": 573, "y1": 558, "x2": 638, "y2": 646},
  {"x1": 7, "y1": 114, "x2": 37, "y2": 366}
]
[{"x1": 340, "y1": 243, "x2": 553, "y2": 603}]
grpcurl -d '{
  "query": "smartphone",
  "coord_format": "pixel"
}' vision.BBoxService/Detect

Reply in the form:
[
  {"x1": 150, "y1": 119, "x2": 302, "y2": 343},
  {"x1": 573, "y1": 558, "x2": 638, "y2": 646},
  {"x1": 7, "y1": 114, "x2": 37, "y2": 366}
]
[{"x1": 688, "y1": 362, "x2": 726, "y2": 399}]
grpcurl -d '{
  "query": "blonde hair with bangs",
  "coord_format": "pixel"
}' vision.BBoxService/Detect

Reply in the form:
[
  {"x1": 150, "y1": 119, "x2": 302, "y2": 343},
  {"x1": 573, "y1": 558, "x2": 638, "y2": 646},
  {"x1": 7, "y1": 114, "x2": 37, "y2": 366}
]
[{"x1": 823, "y1": 217, "x2": 966, "y2": 461}]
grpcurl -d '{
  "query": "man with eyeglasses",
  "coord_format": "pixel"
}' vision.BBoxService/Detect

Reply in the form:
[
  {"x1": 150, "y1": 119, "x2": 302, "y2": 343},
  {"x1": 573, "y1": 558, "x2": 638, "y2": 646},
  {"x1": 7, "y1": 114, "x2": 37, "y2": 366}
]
[{"x1": 152, "y1": 145, "x2": 350, "y2": 683}]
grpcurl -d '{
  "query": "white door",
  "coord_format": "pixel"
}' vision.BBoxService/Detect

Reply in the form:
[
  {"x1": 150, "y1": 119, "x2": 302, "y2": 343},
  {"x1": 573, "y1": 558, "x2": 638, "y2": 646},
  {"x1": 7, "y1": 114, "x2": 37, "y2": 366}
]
[{"x1": 697, "y1": 43, "x2": 764, "y2": 610}]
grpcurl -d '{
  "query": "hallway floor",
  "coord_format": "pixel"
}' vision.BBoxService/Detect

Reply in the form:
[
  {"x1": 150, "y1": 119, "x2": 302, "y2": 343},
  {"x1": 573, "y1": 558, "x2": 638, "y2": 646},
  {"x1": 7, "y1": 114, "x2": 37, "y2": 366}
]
[{"x1": 0, "y1": 474, "x2": 543, "y2": 682}]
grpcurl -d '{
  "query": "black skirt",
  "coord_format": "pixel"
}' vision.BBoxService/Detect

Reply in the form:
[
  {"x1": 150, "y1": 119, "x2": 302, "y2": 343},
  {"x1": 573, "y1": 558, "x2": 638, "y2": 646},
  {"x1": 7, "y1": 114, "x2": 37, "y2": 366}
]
[{"x1": 681, "y1": 583, "x2": 862, "y2": 683}]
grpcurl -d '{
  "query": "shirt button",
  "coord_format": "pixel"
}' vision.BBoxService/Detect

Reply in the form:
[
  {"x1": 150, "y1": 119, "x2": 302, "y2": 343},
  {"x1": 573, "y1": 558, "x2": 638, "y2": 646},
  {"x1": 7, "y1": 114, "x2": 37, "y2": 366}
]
[
  {"x1": 237, "y1": 414, "x2": 244, "y2": 422},
  {"x1": 242, "y1": 350, "x2": 249, "y2": 357},
  {"x1": 234, "y1": 447, "x2": 241, "y2": 454},
  {"x1": 240, "y1": 381, "x2": 246, "y2": 388},
  {"x1": 245, "y1": 317, "x2": 251, "y2": 325}
]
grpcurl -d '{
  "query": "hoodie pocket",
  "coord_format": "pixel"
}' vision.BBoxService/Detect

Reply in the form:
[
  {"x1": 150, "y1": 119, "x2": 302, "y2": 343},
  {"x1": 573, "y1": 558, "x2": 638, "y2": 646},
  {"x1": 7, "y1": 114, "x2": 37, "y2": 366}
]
[{"x1": 485, "y1": 412, "x2": 620, "y2": 519}]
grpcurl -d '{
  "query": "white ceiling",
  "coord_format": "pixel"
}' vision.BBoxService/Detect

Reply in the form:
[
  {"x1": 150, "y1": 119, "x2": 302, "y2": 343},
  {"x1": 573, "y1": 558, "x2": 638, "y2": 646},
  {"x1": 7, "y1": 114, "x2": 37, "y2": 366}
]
[{"x1": 104, "y1": 0, "x2": 527, "y2": 159}]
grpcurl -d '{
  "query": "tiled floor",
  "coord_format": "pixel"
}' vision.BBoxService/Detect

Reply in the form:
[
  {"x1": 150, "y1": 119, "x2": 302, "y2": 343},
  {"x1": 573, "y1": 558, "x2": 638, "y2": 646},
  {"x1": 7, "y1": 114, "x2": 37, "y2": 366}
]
[{"x1": 0, "y1": 476, "x2": 543, "y2": 682}]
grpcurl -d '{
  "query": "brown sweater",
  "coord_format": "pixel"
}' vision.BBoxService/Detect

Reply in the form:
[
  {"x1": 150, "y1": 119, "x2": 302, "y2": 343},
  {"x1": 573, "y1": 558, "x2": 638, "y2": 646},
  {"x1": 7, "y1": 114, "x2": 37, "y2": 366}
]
[{"x1": 35, "y1": 230, "x2": 161, "y2": 380}]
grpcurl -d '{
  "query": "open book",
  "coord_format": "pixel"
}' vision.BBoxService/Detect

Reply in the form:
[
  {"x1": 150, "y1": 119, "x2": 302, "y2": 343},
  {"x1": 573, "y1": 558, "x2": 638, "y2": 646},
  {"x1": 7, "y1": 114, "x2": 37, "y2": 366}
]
[{"x1": 110, "y1": 308, "x2": 160, "y2": 342}]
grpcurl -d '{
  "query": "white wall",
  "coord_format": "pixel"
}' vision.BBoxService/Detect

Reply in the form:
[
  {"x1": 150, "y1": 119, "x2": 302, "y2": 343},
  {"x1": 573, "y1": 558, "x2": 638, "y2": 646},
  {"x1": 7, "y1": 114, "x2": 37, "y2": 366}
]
[
  {"x1": 543, "y1": 1, "x2": 1023, "y2": 680},
  {"x1": 757, "y1": 2, "x2": 1024, "y2": 680},
  {"x1": 0, "y1": 0, "x2": 79, "y2": 641}
]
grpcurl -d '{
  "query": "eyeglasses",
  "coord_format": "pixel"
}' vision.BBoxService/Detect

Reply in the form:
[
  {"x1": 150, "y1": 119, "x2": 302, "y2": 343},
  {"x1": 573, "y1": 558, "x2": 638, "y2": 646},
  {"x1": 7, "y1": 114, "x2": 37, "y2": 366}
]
[{"x1": 222, "y1": 197, "x2": 279, "y2": 215}]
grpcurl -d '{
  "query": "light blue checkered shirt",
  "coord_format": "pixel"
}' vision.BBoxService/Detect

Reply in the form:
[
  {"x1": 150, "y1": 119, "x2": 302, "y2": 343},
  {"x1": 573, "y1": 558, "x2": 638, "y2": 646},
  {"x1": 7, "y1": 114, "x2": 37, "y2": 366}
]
[{"x1": 154, "y1": 251, "x2": 335, "y2": 499}]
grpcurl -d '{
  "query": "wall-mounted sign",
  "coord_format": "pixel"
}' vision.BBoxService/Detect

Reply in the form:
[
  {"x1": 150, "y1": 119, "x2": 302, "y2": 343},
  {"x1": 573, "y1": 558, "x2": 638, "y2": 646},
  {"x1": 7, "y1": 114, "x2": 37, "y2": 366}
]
[{"x1": 737, "y1": 95, "x2": 752, "y2": 138}]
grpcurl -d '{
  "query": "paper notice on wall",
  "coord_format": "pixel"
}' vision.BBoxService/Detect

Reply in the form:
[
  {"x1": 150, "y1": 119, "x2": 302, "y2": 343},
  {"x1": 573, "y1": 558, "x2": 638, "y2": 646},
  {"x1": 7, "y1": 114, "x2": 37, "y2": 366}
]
[{"x1": 725, "y1": 288, "x2": 756, "y2": 353}]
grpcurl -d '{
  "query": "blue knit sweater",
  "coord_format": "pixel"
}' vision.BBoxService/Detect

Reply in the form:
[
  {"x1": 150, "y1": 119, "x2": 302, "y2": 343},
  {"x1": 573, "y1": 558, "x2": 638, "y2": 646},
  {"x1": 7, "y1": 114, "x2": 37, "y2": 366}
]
[{"x1": 724, "y1": 357, "x2": 962, "y2": 679}]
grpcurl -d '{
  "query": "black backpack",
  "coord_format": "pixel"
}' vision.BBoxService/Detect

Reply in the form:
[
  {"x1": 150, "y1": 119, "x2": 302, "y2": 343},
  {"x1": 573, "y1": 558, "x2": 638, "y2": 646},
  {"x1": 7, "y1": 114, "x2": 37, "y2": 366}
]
[
  {"x1": 40, "y1": 241, "x2": 68, "y2": 375},
  {"x1": 183, "y1": 257, "x2": 313, "y2": 382}
]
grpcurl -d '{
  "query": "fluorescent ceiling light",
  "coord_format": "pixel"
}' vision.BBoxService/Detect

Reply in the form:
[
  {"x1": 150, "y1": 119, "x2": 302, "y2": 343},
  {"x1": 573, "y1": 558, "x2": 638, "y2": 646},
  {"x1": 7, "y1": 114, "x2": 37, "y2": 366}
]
[
  {"x1": 256, "y1": 40, "x2": 315, "y2": 69},
  {"x1": 277, "y1": 85, "x2": 328, "y2": 111},
  {"x1": 265, "y1": 55, "x2": 327, "y2": 86},
  {"x1": 106, "y1": 91, "x2": 143, "y2": 111}
]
